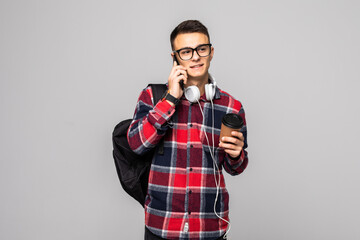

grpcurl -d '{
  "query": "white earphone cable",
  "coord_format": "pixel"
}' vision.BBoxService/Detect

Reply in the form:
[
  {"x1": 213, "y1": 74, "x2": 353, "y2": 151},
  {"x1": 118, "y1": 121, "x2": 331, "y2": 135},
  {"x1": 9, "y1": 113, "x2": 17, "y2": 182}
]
[{"x1": 196, "y1": 98, "x2": 231, "y2": 239}]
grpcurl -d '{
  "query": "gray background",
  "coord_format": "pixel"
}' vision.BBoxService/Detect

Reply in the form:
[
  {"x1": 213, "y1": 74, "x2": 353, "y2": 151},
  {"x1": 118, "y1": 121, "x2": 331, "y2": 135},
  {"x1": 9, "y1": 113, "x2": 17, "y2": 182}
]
[{"x1": 1, "y1": 0, "x2": 359, "y2": 239}]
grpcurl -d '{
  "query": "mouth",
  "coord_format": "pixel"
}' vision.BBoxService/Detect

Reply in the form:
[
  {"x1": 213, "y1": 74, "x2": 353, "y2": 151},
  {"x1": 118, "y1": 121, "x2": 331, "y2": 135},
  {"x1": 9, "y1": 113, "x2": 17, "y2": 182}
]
[{"x1": 189, "y1": 63, "x2": 204, "y2": 69}]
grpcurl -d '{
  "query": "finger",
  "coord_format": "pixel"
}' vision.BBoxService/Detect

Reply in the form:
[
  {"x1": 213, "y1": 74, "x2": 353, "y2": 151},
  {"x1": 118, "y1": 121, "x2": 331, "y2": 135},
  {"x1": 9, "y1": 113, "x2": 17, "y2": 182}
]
[
  {"x1": 221, "y1": 139, "x2": 243, "y2": 149},
  {"x1": 170, "y1": 64, "x2": 177, "y2": 76},
  {"x1": 172, "y1": 70, "x2": 188, "y2": 82},
  {"x1": 174, "y1": 66, "x2": 187, "y2": 72},
  {"x1": 174, "y1": 68, "x2": 187, "y2": 75},
  {"x1": 171, "y1": 67, "x2": 184, "y2": 78},
  {"x1": 219, "y1": 141, "x2": 237, "y2": 150},
  {"x1": 221, "y1": 136, "x2": 238, "y2": 145},
  {"x1": 231, "y1": 131, "x2": 243, "y2": 138},
  {"x1": 170, "y1": 68, "x2": 182, "y2": 82},
  {"x1": 175, "y1": 69, "x2": 188, "y2": 79},
  {"x1": 171, "y1": 62, "x2": 184, "y2": 71},
  {"x1": 230, "y1": 131, "x2": 244, "y2": 142},
  {"x1": 230, "y1": 137, "x2": 244, "y2": 148},
  {"x1": 175, "y1": 74, "x2": 188, "y2": 84}
]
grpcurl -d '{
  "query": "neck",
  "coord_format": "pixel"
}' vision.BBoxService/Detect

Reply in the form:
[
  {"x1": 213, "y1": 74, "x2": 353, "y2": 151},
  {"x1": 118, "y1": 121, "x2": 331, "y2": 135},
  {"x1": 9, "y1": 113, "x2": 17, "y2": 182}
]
[{"x1": 185, "y1": 73, "x2": 209, "y2": 96}]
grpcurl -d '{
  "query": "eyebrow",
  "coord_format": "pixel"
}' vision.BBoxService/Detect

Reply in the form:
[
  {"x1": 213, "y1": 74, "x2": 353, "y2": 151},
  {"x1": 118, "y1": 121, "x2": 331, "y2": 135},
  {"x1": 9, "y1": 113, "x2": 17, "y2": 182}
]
[{"x1": 178, "y1": 43, "x2": 209, "y2": 50}]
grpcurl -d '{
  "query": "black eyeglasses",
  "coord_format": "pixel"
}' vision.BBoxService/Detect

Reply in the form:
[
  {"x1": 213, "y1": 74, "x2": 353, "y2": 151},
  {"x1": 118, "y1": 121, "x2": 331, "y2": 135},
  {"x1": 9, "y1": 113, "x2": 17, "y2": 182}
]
[{"x1": 173, "y1": 44, "x2": 212, "y2": 61}]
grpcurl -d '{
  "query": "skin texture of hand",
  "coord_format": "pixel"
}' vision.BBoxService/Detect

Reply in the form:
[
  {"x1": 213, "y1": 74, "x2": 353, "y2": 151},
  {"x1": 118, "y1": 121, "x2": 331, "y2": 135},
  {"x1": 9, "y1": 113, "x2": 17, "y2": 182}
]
[
  {"x1": 168, "y1": 60, "x2": 188, "y2": 99},
  {"x1": 219, "y1": 131, "x2": 245, "y2": 159}
]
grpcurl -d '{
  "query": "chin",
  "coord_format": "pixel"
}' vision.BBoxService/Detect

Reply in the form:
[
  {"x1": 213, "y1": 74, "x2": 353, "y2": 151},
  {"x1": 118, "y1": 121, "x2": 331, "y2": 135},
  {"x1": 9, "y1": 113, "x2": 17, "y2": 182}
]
[
  {"x1": 189, "y1": 72, "x2": 206, "y2": 79},
  {"x1": 188, "y1": 68, "x2": 206, "y2": 77}
]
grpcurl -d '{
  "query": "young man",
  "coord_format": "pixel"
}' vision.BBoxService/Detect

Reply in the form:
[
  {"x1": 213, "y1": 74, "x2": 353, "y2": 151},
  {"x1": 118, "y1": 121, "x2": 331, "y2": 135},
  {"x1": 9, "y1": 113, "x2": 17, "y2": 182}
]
[{"x1": 127, "y1": 20, "x2": 248, "y2": 240}]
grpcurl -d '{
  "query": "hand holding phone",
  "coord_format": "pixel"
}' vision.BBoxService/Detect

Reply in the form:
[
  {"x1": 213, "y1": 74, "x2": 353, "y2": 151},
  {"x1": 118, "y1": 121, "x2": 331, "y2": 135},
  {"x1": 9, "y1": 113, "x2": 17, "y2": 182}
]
[{"x1": 168, "y1": 55, "x2": 187, "y2": 99}]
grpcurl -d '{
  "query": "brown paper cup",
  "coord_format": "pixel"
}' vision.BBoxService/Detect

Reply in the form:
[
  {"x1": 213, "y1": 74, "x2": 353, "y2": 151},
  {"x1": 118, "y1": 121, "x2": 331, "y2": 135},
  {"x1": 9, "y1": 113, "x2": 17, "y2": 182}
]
[
  {"x1": 219, "y1": 113, "x2": 243, "y2": 142},
  {"x1": 220, "y1": 123, "x2": 241, "y2": 141}
]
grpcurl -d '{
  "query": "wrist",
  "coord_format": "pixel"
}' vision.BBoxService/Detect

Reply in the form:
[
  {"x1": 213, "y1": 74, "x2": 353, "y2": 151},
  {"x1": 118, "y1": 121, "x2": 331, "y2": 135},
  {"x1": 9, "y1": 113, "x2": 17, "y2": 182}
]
[
  {"x1": 169, "y1": 89, "x2": 181, "y2": 99},
  {"x1": 228, "y1": 150, "x2": 242, "y2": 161},
  {"x1": 162, "y1": 90, "x2": 180, "y2": 106},
  {"x1": 166, "y1": 100, "x2": 175, "y2": 107}
]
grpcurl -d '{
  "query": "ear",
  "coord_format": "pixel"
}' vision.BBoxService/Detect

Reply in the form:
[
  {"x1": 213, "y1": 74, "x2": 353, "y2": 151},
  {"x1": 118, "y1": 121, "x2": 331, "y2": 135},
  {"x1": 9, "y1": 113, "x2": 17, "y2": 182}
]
[{"x1": 210, "y1": 46, "x2": 214, "y2": 61}]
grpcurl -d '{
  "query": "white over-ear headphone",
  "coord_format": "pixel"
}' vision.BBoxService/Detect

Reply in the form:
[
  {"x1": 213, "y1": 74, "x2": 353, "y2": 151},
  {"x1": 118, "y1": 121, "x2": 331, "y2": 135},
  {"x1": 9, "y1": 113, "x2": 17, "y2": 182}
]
[{"x1": 184, "y1": 75, "x2": 217, "y2": 103}]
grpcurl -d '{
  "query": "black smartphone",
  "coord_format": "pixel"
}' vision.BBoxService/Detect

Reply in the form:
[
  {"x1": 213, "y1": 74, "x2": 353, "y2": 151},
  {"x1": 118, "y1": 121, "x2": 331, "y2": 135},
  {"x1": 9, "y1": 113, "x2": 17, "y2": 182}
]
[{"x1": 173, "y1": 55, "x2": 179, "y2": 65}]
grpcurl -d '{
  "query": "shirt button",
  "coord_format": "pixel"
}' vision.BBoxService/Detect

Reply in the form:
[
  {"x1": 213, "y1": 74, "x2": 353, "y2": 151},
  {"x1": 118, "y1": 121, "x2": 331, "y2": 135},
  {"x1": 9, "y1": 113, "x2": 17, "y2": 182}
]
[
  {"x1": 190, "y1": 168, "x2": 193, "y2": 171},
  {"x1": 189, "y1": 123, "x2": 193, "y2": 127}
]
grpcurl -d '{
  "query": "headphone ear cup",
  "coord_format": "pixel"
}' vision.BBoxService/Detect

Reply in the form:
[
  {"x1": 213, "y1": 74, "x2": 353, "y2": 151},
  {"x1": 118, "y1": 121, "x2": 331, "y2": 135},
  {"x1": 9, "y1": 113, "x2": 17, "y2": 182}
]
[
  {"x1": 205, "y1": 83, "x2": 215, "y2": 101},
  {"x1": 185, "y1": 86, "x2": 200, "y2": 103}
]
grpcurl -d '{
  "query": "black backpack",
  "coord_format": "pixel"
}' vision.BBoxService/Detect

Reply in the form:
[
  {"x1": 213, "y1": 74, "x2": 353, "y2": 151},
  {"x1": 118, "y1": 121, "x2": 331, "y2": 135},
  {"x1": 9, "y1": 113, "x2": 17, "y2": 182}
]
[{"x1": 112, "y1": 84, "x2": 167, "y2": 207}]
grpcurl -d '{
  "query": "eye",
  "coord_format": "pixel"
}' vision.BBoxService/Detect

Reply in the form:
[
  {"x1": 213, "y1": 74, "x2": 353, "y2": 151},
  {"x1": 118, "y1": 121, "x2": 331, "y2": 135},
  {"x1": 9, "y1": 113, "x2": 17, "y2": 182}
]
[
  {"x1": 198, "y1": 45, "x2": 209, "y2": 52},
  {"x1": 198, "y1": 47, "x2": 207, "y2": 52},
  {"x1": 180, "y1": 49, "x2": 192, "y2": 55}
]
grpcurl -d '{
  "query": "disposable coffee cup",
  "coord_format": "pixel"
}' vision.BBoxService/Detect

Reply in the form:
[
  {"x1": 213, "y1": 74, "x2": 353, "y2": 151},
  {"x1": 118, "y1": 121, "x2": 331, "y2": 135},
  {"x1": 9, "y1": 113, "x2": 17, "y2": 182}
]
[{"x1": 220, "y1": 113, "x2": 243, "y2": 141}]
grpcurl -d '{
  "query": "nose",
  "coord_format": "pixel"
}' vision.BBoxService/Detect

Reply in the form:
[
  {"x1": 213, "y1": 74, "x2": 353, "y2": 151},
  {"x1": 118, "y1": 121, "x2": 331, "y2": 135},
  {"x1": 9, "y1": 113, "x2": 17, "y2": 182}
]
[{"x1": 192, "y1": 50, "x2": 200, "y2": 61}]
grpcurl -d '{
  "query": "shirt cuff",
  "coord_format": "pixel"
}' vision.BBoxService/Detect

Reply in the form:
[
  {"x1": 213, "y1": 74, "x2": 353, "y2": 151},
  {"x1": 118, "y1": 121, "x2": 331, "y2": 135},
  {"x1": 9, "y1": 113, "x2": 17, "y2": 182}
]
[
  {"x1": 227, "y1": 149, "x2": 244, "y2": 164},
  {"x1": 148, "y1": 99, "x2": 175, "y2": 128}
]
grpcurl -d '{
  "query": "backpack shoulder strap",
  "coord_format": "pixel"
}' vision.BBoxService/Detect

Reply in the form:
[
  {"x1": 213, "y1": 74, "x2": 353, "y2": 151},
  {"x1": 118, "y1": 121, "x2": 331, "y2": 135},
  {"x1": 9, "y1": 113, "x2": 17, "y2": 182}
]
[
  {"x1": 148, "y1": 83, "x2": 168, "y2": 155},
  {"x1": 148, "y1": 83, "x2": 168, "y2": 105}
]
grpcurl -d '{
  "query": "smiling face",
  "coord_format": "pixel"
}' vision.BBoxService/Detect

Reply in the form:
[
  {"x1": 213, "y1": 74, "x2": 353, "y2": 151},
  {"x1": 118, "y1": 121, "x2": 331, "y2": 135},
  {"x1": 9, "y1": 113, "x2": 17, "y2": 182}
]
[{"x1": 172, "y1": 32, "x2": 214, "y2": 81}]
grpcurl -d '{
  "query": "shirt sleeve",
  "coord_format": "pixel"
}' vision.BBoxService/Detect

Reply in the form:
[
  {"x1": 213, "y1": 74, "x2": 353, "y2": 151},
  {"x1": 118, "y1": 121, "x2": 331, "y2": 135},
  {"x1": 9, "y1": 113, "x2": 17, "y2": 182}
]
[
  {"x1": 127, "y1": 86, "x2": 175, "y2": 155},
  {"x1": 222, "y1": 103, "x2": 249, "y2": 176}
]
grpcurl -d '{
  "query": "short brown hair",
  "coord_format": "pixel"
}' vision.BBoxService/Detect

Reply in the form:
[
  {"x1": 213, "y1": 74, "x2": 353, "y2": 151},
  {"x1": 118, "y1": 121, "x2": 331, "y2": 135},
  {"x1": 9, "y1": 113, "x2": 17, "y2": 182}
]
[{"x1": 170, "y1": 20, "x2": 210, "y2": 50}]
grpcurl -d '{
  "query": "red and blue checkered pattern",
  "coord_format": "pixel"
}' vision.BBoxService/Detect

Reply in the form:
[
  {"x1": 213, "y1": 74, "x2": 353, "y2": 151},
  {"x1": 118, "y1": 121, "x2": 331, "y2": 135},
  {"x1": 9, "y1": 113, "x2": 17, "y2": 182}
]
[{"x1": 127, "y1": 84, "x2": 248, "y2": 240}]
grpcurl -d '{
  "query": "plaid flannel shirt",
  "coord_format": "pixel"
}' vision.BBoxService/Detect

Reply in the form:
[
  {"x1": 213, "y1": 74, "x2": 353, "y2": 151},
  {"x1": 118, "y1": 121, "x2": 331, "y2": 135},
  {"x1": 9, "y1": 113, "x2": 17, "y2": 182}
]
[{"x1": 127, "y1": 83, "x2": 248, "y2": 240}]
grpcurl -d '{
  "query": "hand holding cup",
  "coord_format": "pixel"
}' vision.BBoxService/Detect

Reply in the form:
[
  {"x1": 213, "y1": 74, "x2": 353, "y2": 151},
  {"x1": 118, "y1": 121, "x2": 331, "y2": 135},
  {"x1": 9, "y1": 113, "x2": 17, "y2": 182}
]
[{"x1": 219, "y1": 113, "x2": 244, "y2": 159}]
